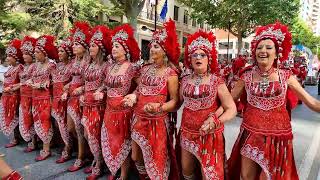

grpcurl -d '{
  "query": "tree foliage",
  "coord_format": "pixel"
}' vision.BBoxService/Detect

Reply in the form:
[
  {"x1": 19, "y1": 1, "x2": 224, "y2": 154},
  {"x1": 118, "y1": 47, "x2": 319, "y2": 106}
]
[
  {"x1": 19, "y1": 0, "x2": 123, "y2": 38},
  {"x1": 291, "y1": 18, "x2": 320, "y2": 57},
  {"x1": 178, "y1": 0, "x2": 300, "y2": 51},
  {"x1": 110, "y1": 0, "x2": 146, "y2": 29}
]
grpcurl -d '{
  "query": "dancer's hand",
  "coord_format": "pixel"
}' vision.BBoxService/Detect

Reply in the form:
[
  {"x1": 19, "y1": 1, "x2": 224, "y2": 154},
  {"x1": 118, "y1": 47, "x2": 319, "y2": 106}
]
[
  {"x1": 143, "y1": 103, "x2": 161, "y2": 114},
  {"x1": 61, "y1": 92, "x2": 68, "y2": 101},
  {"x1": 72, "y1": 87, "x2": 83, "y2": 96},
  {"x1": 93, "y1": 91, "x2": 103, "y2": 101},
  {"x1": 200, "y1": 117, "x2": 216, "y2": 135},
  {"x1": 122, "y1": 94, "x2": 137, "y2": 107}
]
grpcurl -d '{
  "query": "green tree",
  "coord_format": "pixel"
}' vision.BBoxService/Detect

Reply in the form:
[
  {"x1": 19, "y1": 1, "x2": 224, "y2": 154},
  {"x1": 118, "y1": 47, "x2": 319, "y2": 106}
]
[
  {"x1": 110, "y1": 0, "x2": 146, "y2": 30},
  {"x1": 19, "y1": 0, "x2": 122, "y2": 38},
  {"x1": 291, "y1": 18, "x2": 320, "y2": 57},
  {"x1": 179, "y1": 0, "x2": 300, "y2": 52},
  {"x1": 0, "y1": 0, "x2": 30, "y2": 58}
]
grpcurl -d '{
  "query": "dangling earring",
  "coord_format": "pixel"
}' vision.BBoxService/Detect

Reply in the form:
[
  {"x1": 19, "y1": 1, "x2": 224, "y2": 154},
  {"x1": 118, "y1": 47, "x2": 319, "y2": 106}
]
[{"x1": 163, "y1": 55, "x2": 168, "y2": 66}]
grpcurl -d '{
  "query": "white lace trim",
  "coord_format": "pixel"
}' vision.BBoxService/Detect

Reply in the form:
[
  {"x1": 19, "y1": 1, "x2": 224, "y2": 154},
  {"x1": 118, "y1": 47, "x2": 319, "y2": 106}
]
[
  {"x1": 52, "y1": 109, "x2": 71, "y2": 147},
  {"x1": 67, "y1": 106, "x2": 83, "y2": 139},
  {"x1": 101, "y1": 124, "x2": 131, "y2": 175},
  {"x1": 240, "y1": 144, "x2": 271, "y2": 180},
  {"x1": 19, "y1": 104, "x2": 35, "y2": 142},
  {"x1": 0, "y1": 101, "x2": 19, "y2": 136},
  {"x1": 131, "y1": 130, "x2": 170, "y2": 180},
  {"x1": 180, "y1": 135, "x2": 220, "y2": 180},
  {"x1": 33, "y1": 119, "x2": 53, "y2": 144}
]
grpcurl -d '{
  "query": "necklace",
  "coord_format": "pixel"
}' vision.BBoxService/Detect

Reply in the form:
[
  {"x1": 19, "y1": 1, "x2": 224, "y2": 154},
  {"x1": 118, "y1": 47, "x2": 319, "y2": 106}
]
[
  {"x1": 193, "y1": 72, "x2": 207, "y2": 96},
  {"x1": 256, "y1": 66, "x2": 275, "y2": 92},
  {"x1": 112, "y1": 61, "x2": 125, "y2": 74},
  {"x1": 150, "y1": 64, "x2": 161, "y2": 76}
]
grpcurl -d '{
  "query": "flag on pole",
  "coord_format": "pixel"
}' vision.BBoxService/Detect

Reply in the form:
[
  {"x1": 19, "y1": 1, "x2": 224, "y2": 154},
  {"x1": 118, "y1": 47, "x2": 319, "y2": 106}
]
[{"x1": 160, "y1": 0, "x2": 168, "y2": 20}]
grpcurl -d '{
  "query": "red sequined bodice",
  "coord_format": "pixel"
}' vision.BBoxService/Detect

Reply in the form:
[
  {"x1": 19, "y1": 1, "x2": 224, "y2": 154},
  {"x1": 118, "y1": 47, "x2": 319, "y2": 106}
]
[{"x1": 4, "y1": 64, "x2": 23, "y2": 88}]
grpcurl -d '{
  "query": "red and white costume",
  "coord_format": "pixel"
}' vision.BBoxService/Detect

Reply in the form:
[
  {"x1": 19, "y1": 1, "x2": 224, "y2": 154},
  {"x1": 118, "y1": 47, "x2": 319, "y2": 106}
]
[
  {"x1": 180, "y1": 30, "x2": 226, "y2": 179},
  {"x1": 228, "y1": 22, "x2": 299, "y2": 180},
  {"x1": 31, "y1": 35, "x2": 58, "y2": 146},
  {"x1": 101, "y1": 24, "x2": 140, "y2": 175},
  {"x1": 67, "y1": 22, "x2": 91, "y2": 142},
  {"x1": 51, "y1": 37, "x2": 73, "y2": 158},
  {"x1": 81, "y1": 25, "x2": 111, "y2": 177},
  {"x1": 131, "y1": 19, "x2": 180, "y2": 180},
  {"x1": 19, "y1": 36, "x2": 37, "y2": 144},
  {"x1": 0, "y1": 39, "x2": 24, "y2": 137}
]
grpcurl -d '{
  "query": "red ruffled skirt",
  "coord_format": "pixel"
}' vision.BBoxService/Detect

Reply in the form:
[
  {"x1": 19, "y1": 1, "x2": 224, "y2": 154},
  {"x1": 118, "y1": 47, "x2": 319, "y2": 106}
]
[{"x1": 67, "y1": 83, "x2": 83, "y2": 137}]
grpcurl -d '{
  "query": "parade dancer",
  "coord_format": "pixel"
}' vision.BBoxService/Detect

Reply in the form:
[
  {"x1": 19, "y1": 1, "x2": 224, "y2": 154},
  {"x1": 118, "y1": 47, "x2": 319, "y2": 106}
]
[
  {"x1": 123, "y1": 19, "x2": 180, "y2": 180},
  {"x1": 224, "y1": 22, "x2": 320, "y2": 180},
  {"x1": 18, "y1": 36, "x2": 37, "y2": 153},
  {"x1": 99, "y1": 24, "x2": 140, "y2": 180},
  {"x1": 52, "y1": 37, "x2": 74, "y2": 163},
  {"x1": 0, "y1": 39, "x2": 24, "y2": 148},
  {"x1": 66, "y1": 22, "x2": 92, "y2": 172},
  {"x1": 30, "y1": 35, "x2": 58, "y2": 161},
  {"x1": 179, "y1": 30, "x2": 236, "y2": 180},
  {"x1": 81, "y1": 25, "x2": 111, "y2": 180}
]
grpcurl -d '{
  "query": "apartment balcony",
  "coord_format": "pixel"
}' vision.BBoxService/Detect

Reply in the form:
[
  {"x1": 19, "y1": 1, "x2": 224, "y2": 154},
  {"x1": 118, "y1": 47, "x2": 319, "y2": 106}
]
[{"x1": 138, "y1": 10, "x2": 166, "y2": 24}]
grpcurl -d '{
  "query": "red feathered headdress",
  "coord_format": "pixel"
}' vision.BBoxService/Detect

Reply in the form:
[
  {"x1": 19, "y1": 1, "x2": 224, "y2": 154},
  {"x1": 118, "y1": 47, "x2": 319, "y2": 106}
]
[
  {"x1": 70, "y1": 21, "x2": 92, "y2": 49},
  {"x1": 6, "y1": 39, "x2": 24, "y2": 64},
  {"x1": 251, "y1": 22, "x2": 292, "y2": 63},
  {"x1": 91, "y1": 25, "x2": 112, "y2": 57},
  {"x1": 151, "y1": 19, "x2": 180, "y2": 66},
  {"x1": 184, "y1": 30, "x2": 218, "y2": 74},
  {"x1": 21, "y1": 36, "x2": 37, "y2": 56},
  {"x1": 36, "y1": 35, "x2": 58, "y2": 61},
  {"x1": 59, "y1": 37, "x2": 74, "y2": 59},
  {"x1": 112, "y1": 24, "x2": 140, "y2": 63}
]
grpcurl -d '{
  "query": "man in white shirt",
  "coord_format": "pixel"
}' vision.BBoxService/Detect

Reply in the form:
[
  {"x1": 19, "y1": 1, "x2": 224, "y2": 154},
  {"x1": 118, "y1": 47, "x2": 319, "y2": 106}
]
[{"x1": 0, "y1": 58, "x2": 9, "y2": 97}]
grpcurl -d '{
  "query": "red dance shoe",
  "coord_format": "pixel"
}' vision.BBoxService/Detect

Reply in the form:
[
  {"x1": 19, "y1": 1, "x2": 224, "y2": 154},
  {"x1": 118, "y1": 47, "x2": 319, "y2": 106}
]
[
  {"x1": 86, "y1": 166, "x2": 101, "y2": 180},
  {"x1": 83, "y1": 166, "x2": 93, "y2": 174},
  {"x1": 2, "y1": 171, "x2": 22, "y2": 180},
  {"x1": 68, "y1": 159, "x2": 85, "y2": 172},
  {"x1": 5, "y1": 141, "x2": 18, "y2": 148},
  {"x1": 35, "y1": 150, "x2": 51, "y2": 161},
  {"x1": 56, "y1": 150, "x2": 71, "y2": 164},
  {"x1": 24, "y1": 142, "x2": 36, "y2": 153}
]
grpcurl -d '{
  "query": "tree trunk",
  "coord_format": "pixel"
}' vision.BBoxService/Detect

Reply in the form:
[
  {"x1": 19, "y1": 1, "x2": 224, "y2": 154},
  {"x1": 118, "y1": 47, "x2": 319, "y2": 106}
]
[{"x1": 237, "y1": 33, "x2": 243, "y2": 55}]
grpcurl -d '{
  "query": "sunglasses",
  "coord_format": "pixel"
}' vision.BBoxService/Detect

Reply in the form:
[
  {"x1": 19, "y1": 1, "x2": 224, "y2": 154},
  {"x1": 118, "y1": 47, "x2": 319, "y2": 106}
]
[{"x1": 191, "y1": 53, "x2": 207, "y2": 59}]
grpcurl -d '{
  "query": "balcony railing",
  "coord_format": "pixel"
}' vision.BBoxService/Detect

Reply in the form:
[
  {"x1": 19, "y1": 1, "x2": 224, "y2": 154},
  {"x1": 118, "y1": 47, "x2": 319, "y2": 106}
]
[{"x1": 138, "y1": 11, "x2": 166, "y2": 23}]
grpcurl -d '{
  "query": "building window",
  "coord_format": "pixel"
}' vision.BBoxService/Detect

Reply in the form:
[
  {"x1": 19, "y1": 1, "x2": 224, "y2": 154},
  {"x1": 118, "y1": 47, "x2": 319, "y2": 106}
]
[
  {"x1": 141, "y1": 40, "x2": 150, "y2": 61},
  {"x1": 244, "y1": 42, "x2": 249, "y2": 49},
  {"x1": 174, "y1": 6, "x2": 179, "y2": 21},
  {"x1": 219, "y1": 42, "x2": 233, "y2": 50},
  {"x1": 192, "y1": 19, "x2": 197, "y2": 27},
  {"x1": 199, "y1": 22, "x2": 204, "y2": 29},
  {"x1": 182, "y1": 36, "x2": 187, "y2": 47},
  {"x1": 184, "y1": 10, "x2": 188, "y2": 24}
]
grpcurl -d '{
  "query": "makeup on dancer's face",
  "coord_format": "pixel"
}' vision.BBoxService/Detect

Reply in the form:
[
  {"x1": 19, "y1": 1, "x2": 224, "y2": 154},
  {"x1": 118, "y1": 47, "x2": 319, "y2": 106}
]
[
  {"x1": 34, "y1": 48, "x2": 45, "y2": 62},
  {"x1": 58, "y1": 47, "x2": 67, "y2": 61},
  {"x1": 73, "y1": 42, "x2": 85, "y2": 56},
  {"x1": 112, "y1": 42, "x2": 126, "y2": 60},
  {"x1": 22, "y1": 53, "x2": 33, "y2": 64},
  {"x1": 255, "y1": 39, "x2": 277, "y2": 66},
  {"x1": 191, "y1": 49, "x2": 208, "y2": 71},
  {"x1": 89, "y1": 42, "x2": 99, "y2": 57},
  {"x1": 6, "y1": 56, "x2": 16, "y2": 66},
  {"x1": 149, "y1": 42, "x2": 165, "y2": 61}
]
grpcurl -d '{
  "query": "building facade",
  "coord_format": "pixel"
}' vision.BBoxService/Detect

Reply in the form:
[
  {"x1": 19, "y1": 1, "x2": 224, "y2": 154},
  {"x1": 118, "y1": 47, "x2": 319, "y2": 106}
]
[{"x1": 300, "y1": 0, "x2": 320, "y2": 35}]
